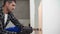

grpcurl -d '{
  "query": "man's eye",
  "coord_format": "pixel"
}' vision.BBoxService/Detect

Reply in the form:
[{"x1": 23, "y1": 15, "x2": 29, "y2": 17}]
[{"x1": 12, "y1": 5, "x2": 15, "y2": 6}]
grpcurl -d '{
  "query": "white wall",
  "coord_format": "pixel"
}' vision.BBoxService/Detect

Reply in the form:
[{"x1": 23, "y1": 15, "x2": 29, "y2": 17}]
[
  {"x1": 35, "y1": 0, "x2": 40, "y2": 28},
  {"x1": 42, "y1": 0, "x2": 60, "y2": 34}
]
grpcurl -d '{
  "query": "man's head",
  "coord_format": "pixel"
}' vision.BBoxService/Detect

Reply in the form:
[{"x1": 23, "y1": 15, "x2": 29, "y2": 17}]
[{"x1": 3, "y1": 0, "x2": 16, "y2": 13}]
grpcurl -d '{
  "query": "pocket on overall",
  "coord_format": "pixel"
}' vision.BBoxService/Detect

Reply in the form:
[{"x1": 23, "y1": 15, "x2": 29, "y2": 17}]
[{"x1": 4, "y1": 26, "x2": 21, "y2": 32}]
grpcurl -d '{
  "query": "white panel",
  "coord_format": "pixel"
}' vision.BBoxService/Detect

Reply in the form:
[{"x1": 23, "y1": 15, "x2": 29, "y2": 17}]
[
  {"x1": 30, "y1": 0, "x2": 35, "y2": 34},
  {"x1": 42, "y1": 0, "x2": 60, "y2": 34}
]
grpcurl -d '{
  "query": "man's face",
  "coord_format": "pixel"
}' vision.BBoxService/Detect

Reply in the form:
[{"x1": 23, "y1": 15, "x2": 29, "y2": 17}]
[{"x1": 7, "y1": 1, "x2": 16, "y2": 12}]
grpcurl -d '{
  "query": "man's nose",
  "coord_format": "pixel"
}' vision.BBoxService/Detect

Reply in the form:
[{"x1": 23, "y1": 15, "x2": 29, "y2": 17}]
[{"x1": 13, "y1": 7, "x2": 15, "y2": 9}]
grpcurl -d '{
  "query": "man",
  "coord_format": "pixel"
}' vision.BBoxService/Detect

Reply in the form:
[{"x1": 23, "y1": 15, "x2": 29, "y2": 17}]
[{"x1": 0, "y1": 0, "x2": 33, "y2": 34}]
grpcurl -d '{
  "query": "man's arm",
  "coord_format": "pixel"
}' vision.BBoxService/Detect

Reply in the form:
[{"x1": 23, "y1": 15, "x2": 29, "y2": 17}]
[
  {"x1": 9, "y1": 12, "x2": 23, "y2": 28},
  {"x1": 9, "y1": 12, "x2": 33, "y2": 33}
]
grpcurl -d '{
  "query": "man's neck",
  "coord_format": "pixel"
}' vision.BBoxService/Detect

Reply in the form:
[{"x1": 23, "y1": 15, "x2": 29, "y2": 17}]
[{"x1": 3, "y1": 6, "x2": 8, "y2": 14}]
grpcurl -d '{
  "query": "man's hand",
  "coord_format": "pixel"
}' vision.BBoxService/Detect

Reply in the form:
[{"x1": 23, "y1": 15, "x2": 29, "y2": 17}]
[{"x1": 21, "y1": 26, "x2": 33, "y2": 33}]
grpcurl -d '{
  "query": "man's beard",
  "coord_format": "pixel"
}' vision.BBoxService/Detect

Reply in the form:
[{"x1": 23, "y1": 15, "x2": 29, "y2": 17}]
[{"x1": 7, "y1": 8, "x2": 12, "y2": 13}]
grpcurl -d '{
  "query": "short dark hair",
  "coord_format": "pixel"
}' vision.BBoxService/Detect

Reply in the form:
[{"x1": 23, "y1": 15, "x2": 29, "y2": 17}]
[{"x1": 3, "y1": 0, "x2": 16, "y2": 7}]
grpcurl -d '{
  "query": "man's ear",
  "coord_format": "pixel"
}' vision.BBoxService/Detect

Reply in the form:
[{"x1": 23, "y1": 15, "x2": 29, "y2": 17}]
[{"x1": 5, "y1": 2, "x2": 10, "y2": 7}]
